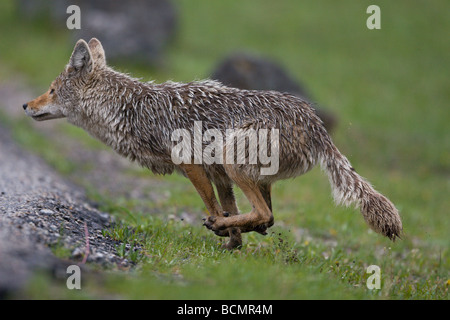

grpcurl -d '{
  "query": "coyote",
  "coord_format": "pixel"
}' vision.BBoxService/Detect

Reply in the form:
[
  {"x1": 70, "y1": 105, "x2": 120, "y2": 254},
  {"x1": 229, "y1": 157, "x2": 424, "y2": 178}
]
[{"x1": 24, "y1": 38, "x2": 402, "y2": 249}]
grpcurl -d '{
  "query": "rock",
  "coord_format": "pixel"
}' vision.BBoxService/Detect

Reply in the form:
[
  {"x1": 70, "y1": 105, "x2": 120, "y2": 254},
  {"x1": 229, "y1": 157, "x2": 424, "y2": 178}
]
[
  {"x1": 211, "y1": 52, "x2": 337, "y2": 132},
  {"x1": 39, "y1": 209, "x2": 54, "y2": 215},
  {"x1": 17, "y1": 0, "x2": 178, "y2": 66},
  {"x1": 71, "y1": 247, "x2": 85, "y2": 259}
]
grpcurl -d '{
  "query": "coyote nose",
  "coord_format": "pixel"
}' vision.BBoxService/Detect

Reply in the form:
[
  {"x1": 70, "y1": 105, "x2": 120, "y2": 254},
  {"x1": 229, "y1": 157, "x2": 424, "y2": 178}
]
[{"x1": 22, "y1": 103, "x2": 28, "y2": 110}]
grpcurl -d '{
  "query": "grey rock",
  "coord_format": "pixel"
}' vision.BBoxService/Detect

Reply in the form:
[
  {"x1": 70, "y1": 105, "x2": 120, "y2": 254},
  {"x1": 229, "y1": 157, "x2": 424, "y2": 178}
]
[
  {"x1": 17, "y1": 0, "x2": 177, "y2": 66},
  {"x1": 39, "y1": 209, "x2": 54, "y2": 215}
]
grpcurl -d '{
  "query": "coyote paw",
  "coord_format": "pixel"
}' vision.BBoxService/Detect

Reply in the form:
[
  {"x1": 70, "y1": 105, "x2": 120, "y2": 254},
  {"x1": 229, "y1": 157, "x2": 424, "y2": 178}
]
[
  {"x1": 213, "y1": 229, "x2": 230, "y2": 237},
  {"x1": 203, "y1": 216, "x2": 273, "y2": 236},
  {"x1": 209, "y1": 212, "x2": 233, "y2": 237},
  {"x1": 240, "y1": 224, "x2": 269, "y2": 235},
  {"x1": 202, "y1": 216, "x2": 226, "y2": 232},
  {"x1": 201, "y1": 218, "x2": 242, "y2": 250},
  {"x1": 221, "y1": 239, "x2": 242, "y2": 250},
  {"x1": 240, "y1": 218, "x2": 274, "y2": 236}
]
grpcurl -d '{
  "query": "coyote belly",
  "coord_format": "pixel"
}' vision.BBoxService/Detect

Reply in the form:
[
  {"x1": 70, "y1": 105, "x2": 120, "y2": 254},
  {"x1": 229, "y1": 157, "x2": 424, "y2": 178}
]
[{"x1": 23, "y1": 38, "x2": 402, "y2": 249}]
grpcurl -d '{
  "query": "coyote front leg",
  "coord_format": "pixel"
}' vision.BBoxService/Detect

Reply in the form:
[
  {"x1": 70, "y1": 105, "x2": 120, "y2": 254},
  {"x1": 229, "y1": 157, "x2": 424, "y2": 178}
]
[
  {"x1": 259, "y1": 184, "x2": 272, "y2": 213},
  {"x1": 180, "y1": 164, "x2": 242, "y2": 249},
  {"x1": 180, "y1": 164, "x2": 222, "y2": 216},
  {"x1": 215, "y1": 182, "x2": 242, "y2": 249}
]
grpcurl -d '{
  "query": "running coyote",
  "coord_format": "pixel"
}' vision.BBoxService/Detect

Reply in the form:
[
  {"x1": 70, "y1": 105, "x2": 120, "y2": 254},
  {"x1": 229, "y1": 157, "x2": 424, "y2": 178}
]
[{"x1": 23, "y1": 38, "x2": 402, "y2": 249}]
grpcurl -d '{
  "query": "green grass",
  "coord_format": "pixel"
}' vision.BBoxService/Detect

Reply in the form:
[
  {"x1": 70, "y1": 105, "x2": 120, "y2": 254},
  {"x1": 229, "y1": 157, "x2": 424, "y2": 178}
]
[
  {"x1": 20, "y1": 209, "x2": 448, "y2": 299},
  {"x1": 0, "y1": 0, "x2": 448, "y2": 299}
]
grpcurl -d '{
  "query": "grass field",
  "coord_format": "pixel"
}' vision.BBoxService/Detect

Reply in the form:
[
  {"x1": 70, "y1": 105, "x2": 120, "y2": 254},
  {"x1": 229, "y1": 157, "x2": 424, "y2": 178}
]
[{"x1": 0, "y1": 0, "x2": 448, "y2": 299}]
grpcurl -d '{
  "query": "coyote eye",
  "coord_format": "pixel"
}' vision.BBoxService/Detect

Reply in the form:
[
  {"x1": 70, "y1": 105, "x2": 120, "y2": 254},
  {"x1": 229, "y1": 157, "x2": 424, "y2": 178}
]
[{"x1": 50, "y1": 89, "x2": 55, "y2": 94}]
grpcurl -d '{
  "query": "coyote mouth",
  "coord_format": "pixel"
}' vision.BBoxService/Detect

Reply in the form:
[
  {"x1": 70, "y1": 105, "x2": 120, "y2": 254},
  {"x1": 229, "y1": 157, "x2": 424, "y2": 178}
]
[{"x1": 31, "y1": 113, "x2": 52, "y2": 121}]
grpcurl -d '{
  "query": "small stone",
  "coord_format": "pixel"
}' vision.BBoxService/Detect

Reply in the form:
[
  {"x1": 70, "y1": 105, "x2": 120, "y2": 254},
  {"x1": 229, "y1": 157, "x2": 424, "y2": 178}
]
[
  {"x1": 91, "y1": 252, "x2": 104, "y2": 261},
  {"x1": 39, "y1": 209, "x2": 54, "y2": 215},
  {"x1": 72, "y1": 247, "x2": 84, "y2": 259}
]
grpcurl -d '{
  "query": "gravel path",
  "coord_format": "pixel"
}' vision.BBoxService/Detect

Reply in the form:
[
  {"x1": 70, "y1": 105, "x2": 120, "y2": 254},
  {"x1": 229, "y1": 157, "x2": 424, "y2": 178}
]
[{"x1": 0, "y1": 122, "x2": 134, "y2": 294}]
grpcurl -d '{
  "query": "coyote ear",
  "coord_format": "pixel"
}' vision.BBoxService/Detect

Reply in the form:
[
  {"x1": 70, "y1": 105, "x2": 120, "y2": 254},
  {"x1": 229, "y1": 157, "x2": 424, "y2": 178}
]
[
  {"x1": 88, "y1": 38, "x2": 106, "y2": 68},
  {"x1": 69, "y1": 39, "x2": 94, "y2": 74}
]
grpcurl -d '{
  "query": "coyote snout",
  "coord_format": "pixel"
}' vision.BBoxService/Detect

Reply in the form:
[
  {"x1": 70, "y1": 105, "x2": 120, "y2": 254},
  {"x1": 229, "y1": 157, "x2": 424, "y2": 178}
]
[
  {"x1": 23, "y1": 86, "x2": 65, "y2": 121},
  {"x1": 24, "y1": 38, "x2": 402, "y2": 249}
]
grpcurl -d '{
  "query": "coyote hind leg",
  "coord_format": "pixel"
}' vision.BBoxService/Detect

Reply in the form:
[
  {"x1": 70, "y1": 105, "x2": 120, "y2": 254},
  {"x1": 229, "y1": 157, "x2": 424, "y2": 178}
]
[
  {"x1": 237, "y1": 183, "x2": 274, "y2": 234},
  {"x1": 216, "y1": 181, "x2": 240, "y2": 217},
  {"x1": 239, "y1": 183, "x2": 274, "y2": 234},
  {"x1": 204, "y1": 165, "x2": 274, "y2": 235}
]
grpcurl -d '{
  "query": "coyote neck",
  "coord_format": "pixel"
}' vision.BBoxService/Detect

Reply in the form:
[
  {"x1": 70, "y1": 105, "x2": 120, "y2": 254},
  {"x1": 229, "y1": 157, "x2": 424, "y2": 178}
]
[{"x1": 69, "y1": 69, "x2": 174, "y2": 170}]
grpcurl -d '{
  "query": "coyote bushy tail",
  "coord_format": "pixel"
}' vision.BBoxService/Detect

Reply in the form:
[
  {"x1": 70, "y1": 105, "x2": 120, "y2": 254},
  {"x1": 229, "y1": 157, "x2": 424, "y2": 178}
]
[{"x1": 319, "y1": 141, "x2": 402, "y2": 240}]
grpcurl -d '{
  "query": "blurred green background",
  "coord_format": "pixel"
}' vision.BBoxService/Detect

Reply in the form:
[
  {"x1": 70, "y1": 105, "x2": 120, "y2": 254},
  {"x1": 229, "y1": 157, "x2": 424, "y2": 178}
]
[{"x1": 0, "y1": 0, "x2": 448, "y2": 299}]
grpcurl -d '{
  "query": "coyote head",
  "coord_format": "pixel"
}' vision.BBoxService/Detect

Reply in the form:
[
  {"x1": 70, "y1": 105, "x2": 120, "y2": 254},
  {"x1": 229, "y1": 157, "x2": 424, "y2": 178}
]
[{"x1": 23, "y1": 38, "x2": 106, "y2": 121}]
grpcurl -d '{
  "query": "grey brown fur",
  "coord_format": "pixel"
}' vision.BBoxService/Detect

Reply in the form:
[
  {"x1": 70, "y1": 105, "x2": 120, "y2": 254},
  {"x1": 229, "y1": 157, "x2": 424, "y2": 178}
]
[{"x1": 24, "y1": 38, "x2": 402, "y2": 248}]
